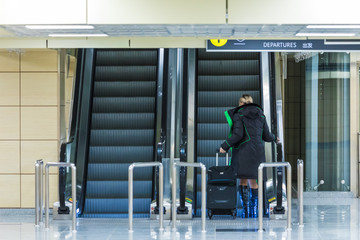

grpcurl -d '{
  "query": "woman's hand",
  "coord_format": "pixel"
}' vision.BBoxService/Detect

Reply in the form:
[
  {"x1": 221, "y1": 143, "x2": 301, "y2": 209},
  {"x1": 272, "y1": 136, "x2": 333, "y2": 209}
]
[{"x1": 219, "y1": 147, "x2": 226, "y2": 153}]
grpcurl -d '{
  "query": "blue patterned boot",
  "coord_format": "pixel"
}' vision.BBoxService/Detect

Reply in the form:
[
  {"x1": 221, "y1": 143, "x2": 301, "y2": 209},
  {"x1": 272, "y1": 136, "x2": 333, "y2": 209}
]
[
  {"x1": 239, "y1": 186, "x2": 249, "y2": 218},
  {"x1": 249, "y1": 188, "x2": 258, "y2": 218}
]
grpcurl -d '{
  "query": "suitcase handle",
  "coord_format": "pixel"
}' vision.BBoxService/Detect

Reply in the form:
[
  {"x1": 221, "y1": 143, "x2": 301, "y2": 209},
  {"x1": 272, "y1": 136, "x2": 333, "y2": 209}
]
[{"x1": 215, "y1": 149, "x2": 229, "y2": 166}]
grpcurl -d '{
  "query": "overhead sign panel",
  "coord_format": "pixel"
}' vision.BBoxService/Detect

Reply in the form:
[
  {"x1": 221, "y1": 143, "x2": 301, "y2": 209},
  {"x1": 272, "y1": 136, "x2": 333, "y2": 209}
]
[{"x1": 207, "y1": 39, "x2": 360, "y2": 52}]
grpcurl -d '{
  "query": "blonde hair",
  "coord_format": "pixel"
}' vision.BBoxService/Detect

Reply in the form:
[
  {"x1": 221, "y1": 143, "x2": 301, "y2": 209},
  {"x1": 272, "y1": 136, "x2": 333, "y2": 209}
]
[
  {"x1": 243, "y1": 94, "x2": 253, "y2": 104},
  {"x1": 239, "y1": 97, "x2": 246, "y2": 106}
]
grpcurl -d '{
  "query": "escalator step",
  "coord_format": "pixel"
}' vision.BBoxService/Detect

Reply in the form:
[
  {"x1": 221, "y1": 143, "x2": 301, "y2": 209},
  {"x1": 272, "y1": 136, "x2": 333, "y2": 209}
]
[
  {"x1": 90, "y1": 129, "x2": 154, "y2": 146},
  {"x1": 95, "y1": 66, "x2": 156, "y2": 81},
  {"x1": 197, "y1": 140, "x2": 225, "y2": 156},
  {"x1": 84, "y1": 198, "x2": 151, "y2": 213},
  {"x1": 197, "y1": 91, "x2": 261, "y2": 107},
  {"x1": 92, "y1": 97, "x2": 155, "y2": 113},
  {"x1": 93, "y1": 81, "x2": 156, "y2": 97},
  {"x1": 87, "y1": 163, "x2": 153, "y2": 180},
  {"x1": 86, "y1": 180, "x2": 152, "y2": 198},
  {"x1": 198, "y1": 60, "x2": 259, "y2": 75},
  {"x1": 197, "y1": 123, "x2": 229, "y2": 140},
  {"x1": 96, "y1": 50, "x2": 158, "y2": 66},
  {"x1": 198, "y1": 75, "x2": 260, "y2": 91},
  {"x1": 91, "y1": 113, "x2": 154, "y2": 129},
  {"x1": 197, "y1": 50, "x2": 259, "y2": 60},
  {"x1": 88, "y1": 146, "x2": 153, "y2": 163},
  {"x1": 197, "y1": 107, "x2": 229, "y2": 124}
]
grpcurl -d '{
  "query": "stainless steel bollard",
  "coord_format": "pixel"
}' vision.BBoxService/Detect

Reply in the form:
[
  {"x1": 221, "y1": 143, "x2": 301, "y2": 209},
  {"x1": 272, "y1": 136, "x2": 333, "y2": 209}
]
[
  {"x1": 45, "y1": 162, "x2": 76, "y2": 232},
  {"x1": 172, "y1": 162, "x2": 206, "y2": 232},
  {"x1": 128, "y1": 162, "x2": 164, "y2": 232},
  {"x1": 297, "y1": 159, "x2": 304, "y2": 227},
  {"x1": 35, "y1": 159, "x2": 43, "y2": 226},
  {"x1": 258, "y1": 162, "x2": 292, "y2": 232}
]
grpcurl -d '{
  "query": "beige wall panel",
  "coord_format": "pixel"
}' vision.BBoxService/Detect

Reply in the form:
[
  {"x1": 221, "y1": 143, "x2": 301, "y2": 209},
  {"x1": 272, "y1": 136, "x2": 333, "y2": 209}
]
[
  {"x1": 0, "y1": 141, "x2": 20, "y2": 173},
  {"x1": 47, "y1": 38, "x2": 130, "y2": 48},
  {"x1": 21, "y1": 141, "x2": 58, "y2": 174},
  {"x1": 130, "y1": 38, "x2": 206, "y2": 48},
  {"x1": 88, "y1": 0, "x2": 226, "y2": 24},
  {"x1": 0, "y1": 107, "x2": 20, "y2": 139},
  {"x1": 228, "y1": 0, "x2": 360, "y2": 24},
  {"x1": 0, "y1": 73, "x2": 20, "y2": 105},
  {"x1": 21, "y1": 73, "x2": 58, "y2": 105},
  {"x1": 0, "y1": 39, "x2": 47, "y2": 49},
  {"x1": 21, "y1": 107, "x2": 57, "y2": 139},
  {"x1": 21, "y1": 50, "x2": 58, "y2": 72},
  {"x1": 0, "y1": 175, "x2": 20, "y2": 207},
  {"x1": 21, "y1": 174, "x2": 58, "y2": 208},
  {"x1": 0, "y1": 0, "x2": 86, "y2": 24},
  {"x1": 0, "y1": 51, "x2": 19, "y2": 72}
]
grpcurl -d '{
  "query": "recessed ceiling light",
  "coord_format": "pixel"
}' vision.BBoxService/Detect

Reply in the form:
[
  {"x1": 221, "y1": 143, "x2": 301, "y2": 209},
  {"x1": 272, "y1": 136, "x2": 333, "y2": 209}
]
[
  {"x1": 307, "y1": 25, "x2": 360, "y2": 29},
  {"x1": 296, "y1": 33, "x2": 356, "y2": 37},
  {"x1": 26, "y1": 25, "x2": 94, "y2": 30},
  {"x1": 48, "y1": 33, "x2": 108, "y2": 37}
]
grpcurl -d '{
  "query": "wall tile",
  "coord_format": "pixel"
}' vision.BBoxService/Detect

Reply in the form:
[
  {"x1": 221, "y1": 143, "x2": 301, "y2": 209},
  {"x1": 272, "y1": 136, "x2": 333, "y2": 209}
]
[
  {"x1": 0, "y1": 175, "x2": 20, "y2": 207},
  {"x1": 21, "y1": 73, "x2": 58, "y2": 105},
  {"x1": 0, "y1": 107, "x2": 20, "y2": 139},
  {"x1": 21, "y1": 107, "x2": 57, "y2": 140},
  {"x1": 21, "y1": 141, "x2": 58, "y2": 174},
  {"x1": 0, "y1": 51, "x2": 19, "y2": 72},
  {"x1": 0, "y1": 141, "x2": 20, "y2": 173},
  {"x1": 21, "y1": 50, "x2": 57, "y2": 72},
  {"x1": 21, "y1": 174, "x2": 58, "y2": 208},
  {"x1": 0, "y1": 73, "x2": 20, "y2": 105}
]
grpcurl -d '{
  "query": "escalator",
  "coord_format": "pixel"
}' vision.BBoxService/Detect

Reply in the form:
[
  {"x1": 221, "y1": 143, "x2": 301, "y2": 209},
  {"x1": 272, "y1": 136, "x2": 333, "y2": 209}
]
[
  {"x1": 72, "y1": 49, "x2": 160, "y2": 218},
  {"x1": 195, "y1": 49, "x2": 262, "y2": 215}
]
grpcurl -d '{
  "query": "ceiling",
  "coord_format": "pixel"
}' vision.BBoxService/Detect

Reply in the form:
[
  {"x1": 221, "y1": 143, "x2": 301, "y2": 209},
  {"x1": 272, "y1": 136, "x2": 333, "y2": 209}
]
[{"x1": 2, "y1": 24, "x2": 360, "y2": 38}]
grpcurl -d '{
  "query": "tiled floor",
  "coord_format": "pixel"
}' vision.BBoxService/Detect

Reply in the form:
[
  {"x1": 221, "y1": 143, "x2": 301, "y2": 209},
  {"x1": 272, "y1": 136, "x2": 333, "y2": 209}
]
[{"x1": 0, "y1": 197, "x2": 359, "y2": 240}]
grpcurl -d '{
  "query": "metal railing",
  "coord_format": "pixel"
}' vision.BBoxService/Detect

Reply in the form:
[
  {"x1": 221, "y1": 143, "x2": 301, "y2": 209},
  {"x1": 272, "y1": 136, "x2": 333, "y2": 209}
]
[
  {"x1": 258, "y1": 162, "x2": 292, "y2": 232},
  {"x1": 297, "y1": 159, "x2": 304, "y2": 227},
  {"x1": 35, "y1": 159, "x2": 44, "y2": 226},
  {"x1": 172, "y1": 162, "x2": 206, "y2": 232},
  {"x1": 45, "y1": 162, "x2": 76, "y2": 232},
  {"x1": 128, "y1": 162, "x2": 164, "y2": 232}
]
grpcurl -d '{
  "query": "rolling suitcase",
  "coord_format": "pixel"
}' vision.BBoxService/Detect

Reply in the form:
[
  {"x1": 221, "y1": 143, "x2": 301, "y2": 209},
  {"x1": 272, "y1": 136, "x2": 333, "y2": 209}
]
[{"x1": 207, "y1": 150, "x2": 237, "y2": 219}]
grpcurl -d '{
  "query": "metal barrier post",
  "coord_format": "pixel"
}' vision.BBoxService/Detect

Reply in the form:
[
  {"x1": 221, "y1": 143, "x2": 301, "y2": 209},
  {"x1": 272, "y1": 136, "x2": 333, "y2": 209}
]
[
  {"x1": 172, "y1": 162, "x2": 206, "y2": 232},
  {"x1": 297, "y1": 159, "x2": 304, "y2": 227},
  {"x1": 45, "y1": 162, "x2": 76, "y2": 232},
  {"x1": 258, "y1": 167, "x2": 263, "y2": 232},
  {"x1": 35, "y1": 159, "x2": 43, "y2": 226},
  {"x1": 171, "y1": 162, "x2": 176, "y2": 230},
  {"x1": 128, "y1": 162, "x2": 164, "y2": 232},
  {"x1": 40, "y1": 160, "x2": 43, "y2": 223},
  {"x1": 258, "y1": 162, "x2": 292, "y2": 232}
]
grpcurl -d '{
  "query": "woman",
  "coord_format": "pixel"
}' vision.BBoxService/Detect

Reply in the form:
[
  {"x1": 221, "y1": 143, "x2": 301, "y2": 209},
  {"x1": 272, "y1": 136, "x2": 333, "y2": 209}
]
[{"x1": 219, "y1": 95, "x2": 278, "y2": 218}]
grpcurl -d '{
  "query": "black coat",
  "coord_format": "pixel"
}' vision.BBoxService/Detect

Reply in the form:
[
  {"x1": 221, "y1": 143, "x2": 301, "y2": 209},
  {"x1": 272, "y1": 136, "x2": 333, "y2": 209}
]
[{"x1": 220, "y1": 103, "x2": 275, "y2": 179}]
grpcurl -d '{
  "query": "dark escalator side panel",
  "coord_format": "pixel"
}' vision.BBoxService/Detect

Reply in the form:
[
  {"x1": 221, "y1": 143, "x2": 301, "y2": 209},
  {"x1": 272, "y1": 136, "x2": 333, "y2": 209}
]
[
  {"x1": 82, "y1": 49, "x2": 159, "y2": 218},
  {"x1": 74, "y1": 49, "x2": 96, "y2": 214},
  {"x1": 195, "y1": 49, "x2": 261, "y2": 215}
]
